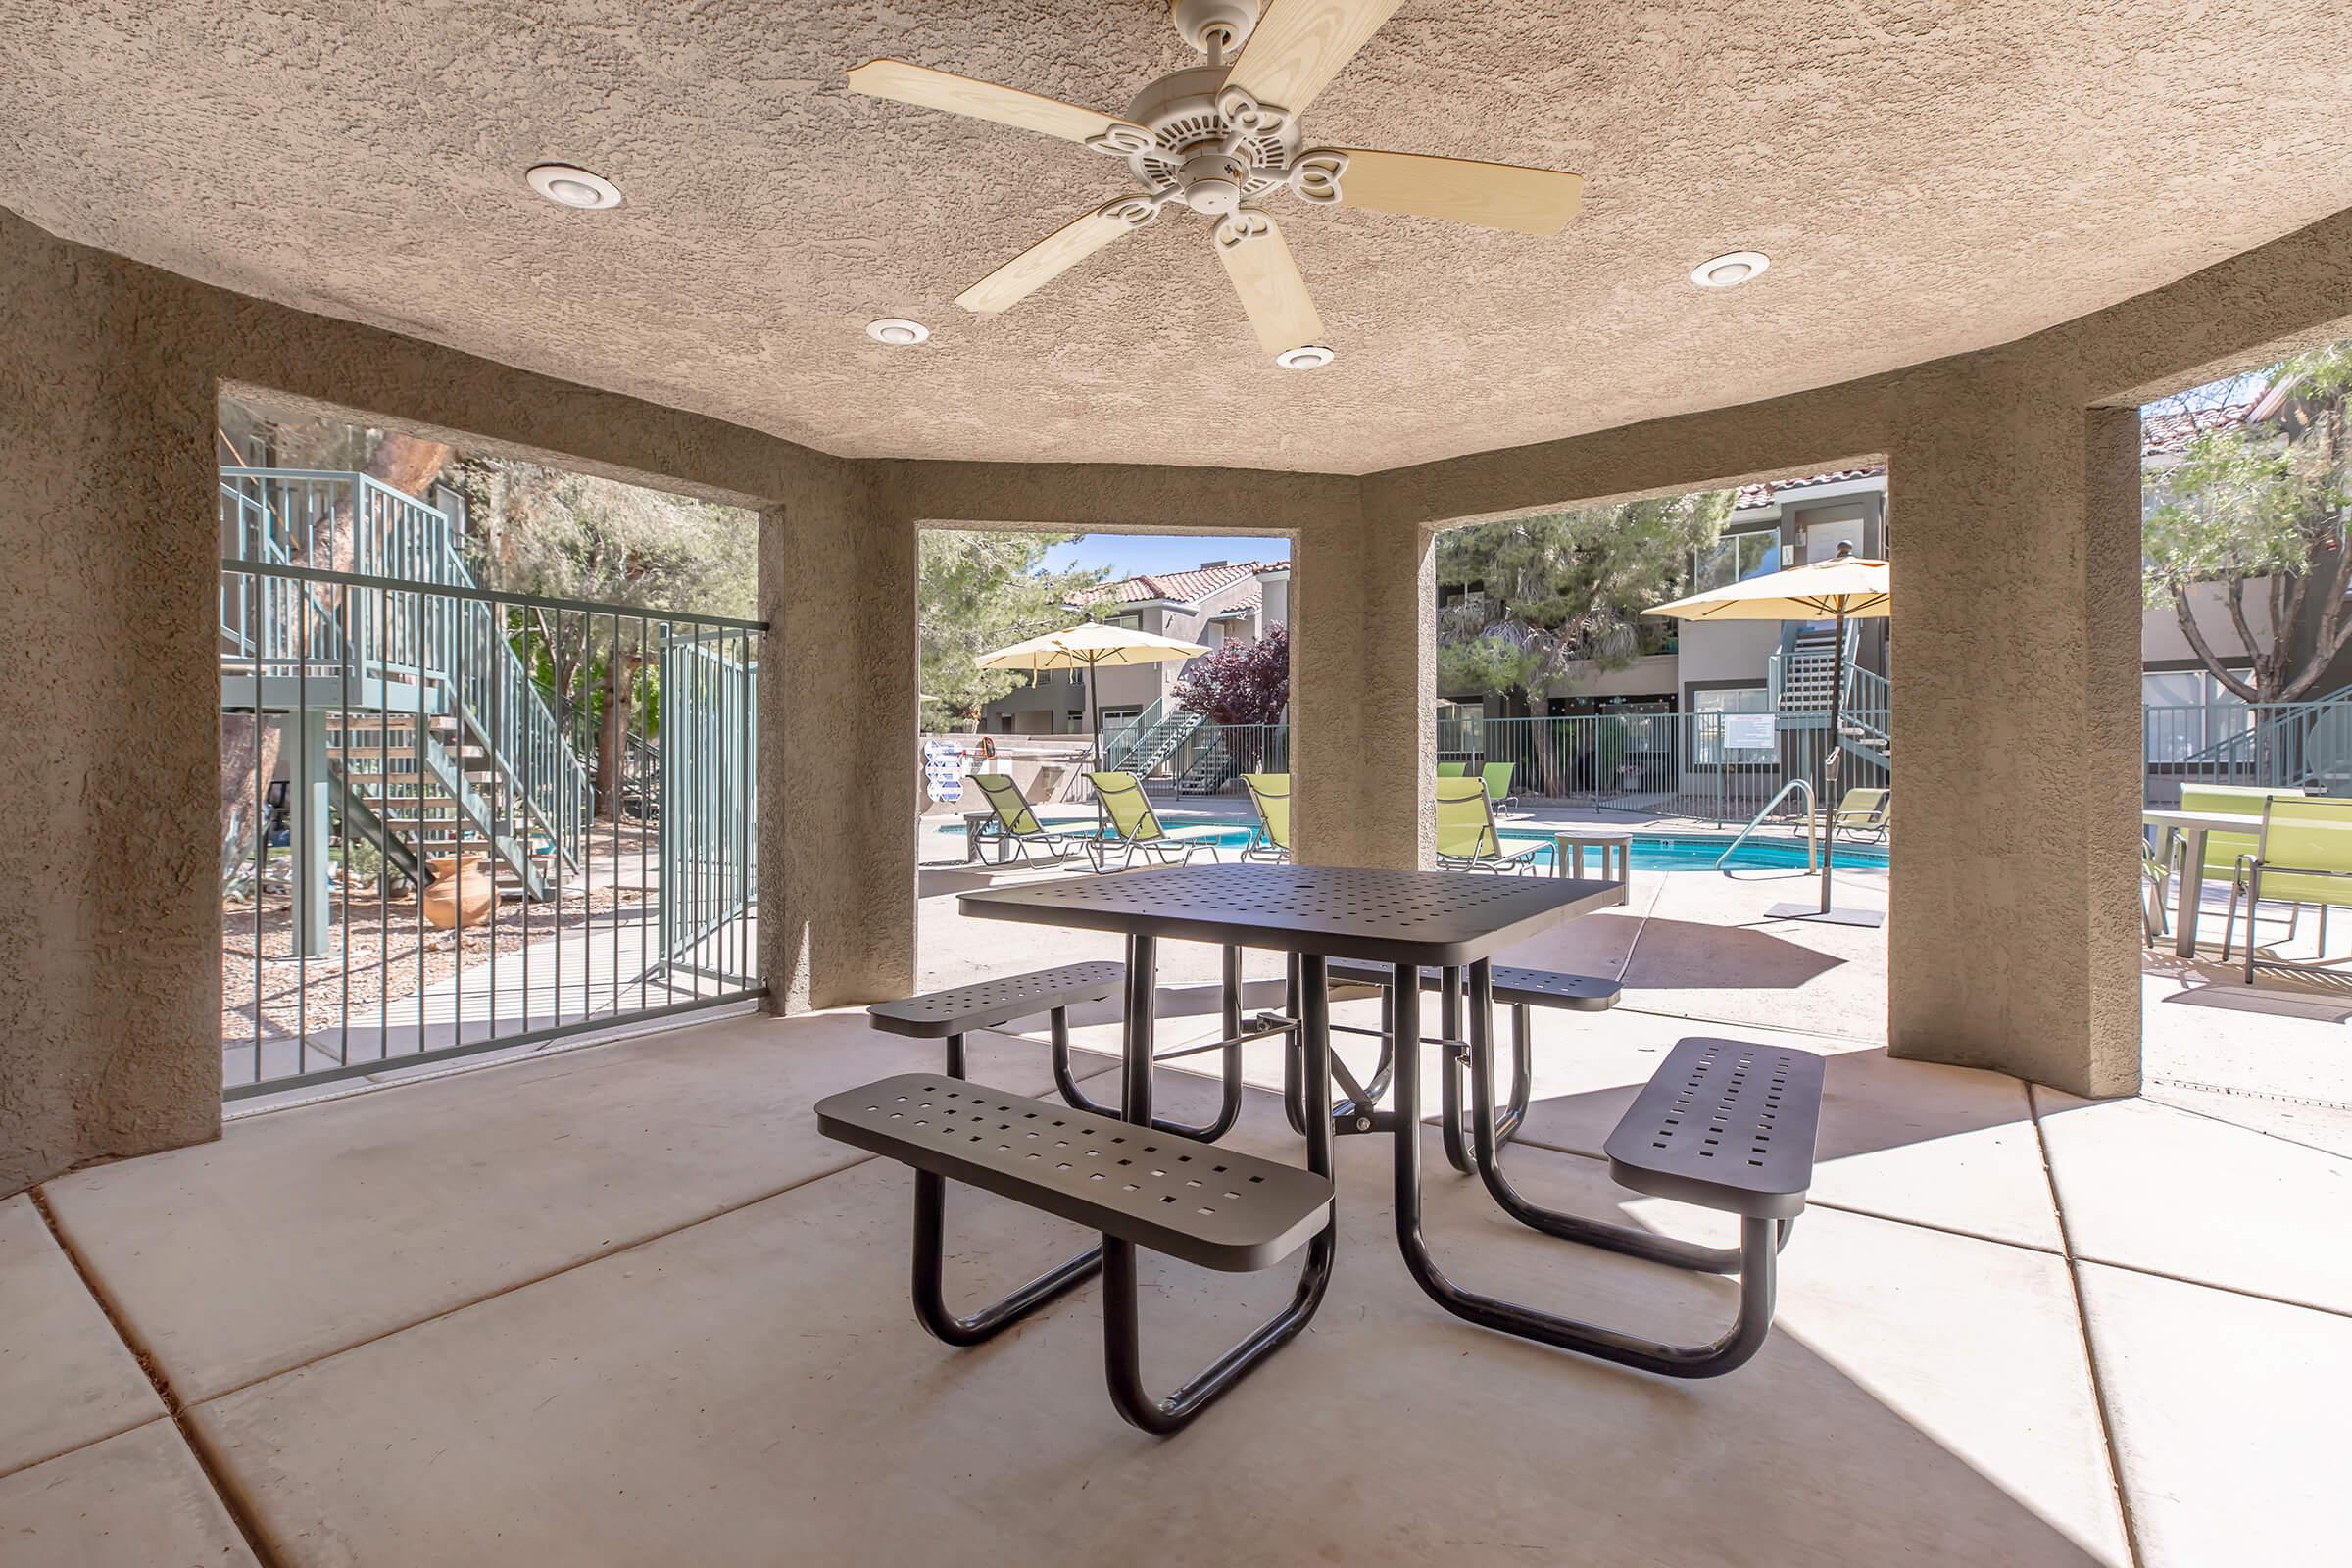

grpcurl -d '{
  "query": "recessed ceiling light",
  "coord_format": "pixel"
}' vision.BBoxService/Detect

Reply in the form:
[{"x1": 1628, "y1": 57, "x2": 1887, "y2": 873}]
[
  {"x1": 1276, "y1": 344, "x2": 1335, "y2": 370},
  {"x1": 526, "y1": 164, "x2": 623, "y2": 210},
  {"x1": 866, "y1": 318, "x2": 931, "y2": 346},
  {"x1": 1691, "y1": 251, "x2": 1770, "y2": 289}
]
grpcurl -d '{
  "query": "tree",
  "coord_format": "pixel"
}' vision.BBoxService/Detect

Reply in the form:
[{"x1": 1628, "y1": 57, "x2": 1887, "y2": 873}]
[
  {"x1": 1434, "y1": 492, "x2": 1729, "y2": 794},
  {"x1": 456, "y1": 457, "x2": 756, "y2": 818},
  {"x1": 2143, "y1": 342, "x2": 2352, "y2": 705},
  {"x1": 1171, "y1": 623, "x2": 1289, "y2": 769},
  {"x1": 917, "y1": 531, "x2": 1106, "y2": 731}
]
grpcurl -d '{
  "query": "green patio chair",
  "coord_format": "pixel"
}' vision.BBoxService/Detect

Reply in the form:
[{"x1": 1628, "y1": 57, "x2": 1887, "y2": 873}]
[
  {"x1": 1240, "y1": 772, "x2": 1292, "y2": 862},
  {"x1": 967, "y1": 773, "x2": 1088, "y2": 866},
  {"x1": 1435, "y1": 776, "x2": 1544, "y2": 876},
  {"x1": 2223, "y1": 795, "x2": 2352, "y2": 981},
  {"x1": 1437, "y1": 760, "x2": 1473, "y2": 777},
  {"x1": 1481, "y1": 761, "x2": 1519, "y2": 808},
  {"x1": 1822, "y1": 787, "x2": 1890, "y2": 843},
  {"x1": 1087, "y1": 770, "x2": 1220, "y2": 873},
  {"x1": 2178, "y1": 783, "x2": 2305, "y2": 886}
]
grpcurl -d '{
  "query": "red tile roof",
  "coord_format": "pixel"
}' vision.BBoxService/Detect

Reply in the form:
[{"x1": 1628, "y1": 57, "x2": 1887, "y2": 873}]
[
  {"x1": 1074, "y1": 560, "x2": 1277, "y2": 609},
  {"x1": 1732, "y1": 468, "x2": 1886, "y2": 510},
  {"x1": 1734, "y1": 395, "x2": 2271, "y2": 508},
  {"x1": 2140, "y1": 399, "x2": 2262, "y2": 456}
]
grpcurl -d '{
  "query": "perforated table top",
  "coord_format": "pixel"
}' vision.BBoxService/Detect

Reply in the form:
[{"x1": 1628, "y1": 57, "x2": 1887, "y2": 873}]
[{"x1": 959, "y1": 863, "x2": 1622, "y2": 967}]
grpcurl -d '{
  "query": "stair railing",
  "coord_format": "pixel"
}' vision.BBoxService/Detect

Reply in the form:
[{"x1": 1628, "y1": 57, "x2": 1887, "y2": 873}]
[
  {"x1": 1101, "y1": 697, "x2": 1165, "y2": 772},
  {"x1": 220, "y1": 467, "x2": 588, "y2": 868}
]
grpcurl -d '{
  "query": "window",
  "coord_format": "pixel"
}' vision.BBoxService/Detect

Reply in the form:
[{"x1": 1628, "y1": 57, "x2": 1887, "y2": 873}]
[
  {"x1": 1436, "y1": 699, "x2": 1485, "y2": 755},
  {"x1": 2144, "y1": 668, "x2": 2253, "y2": 761},
  {"x1": 1692, "y1": 530, "x2": 1779, "y2": 594},
  {"x1": 1692, "y1": 686, "x2": 1774, "y2": 765}
]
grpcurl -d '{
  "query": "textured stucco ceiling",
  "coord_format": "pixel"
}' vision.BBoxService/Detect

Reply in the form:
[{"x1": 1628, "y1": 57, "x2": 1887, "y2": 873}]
[{"x1": 4, "y1": 1, "x2": 2349, "y2": 474}]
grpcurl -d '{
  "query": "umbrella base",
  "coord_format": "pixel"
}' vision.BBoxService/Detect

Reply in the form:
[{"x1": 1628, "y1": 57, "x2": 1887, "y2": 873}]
[{"x1": 1764, "y1": 902, "x2": 1885, "y2": 928}]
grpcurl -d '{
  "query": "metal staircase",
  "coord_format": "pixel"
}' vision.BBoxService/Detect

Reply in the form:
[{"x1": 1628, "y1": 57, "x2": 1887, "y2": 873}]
[
  {"x1": 1172, "y1": 729, "x2": 1237, "y2": 794},
  {"x1": 219, "y1": 467, "x2": 587, "y2": 899},
  {"x1": 2173, "y1": 686, "x2": 2352, "y2": 794},
  {"x1": 1767, "y1": 621, "x2": 1889, "y2": 779},
  {"x1": 1102, "y1": 698, "x2": 1205, "y2": 776}
]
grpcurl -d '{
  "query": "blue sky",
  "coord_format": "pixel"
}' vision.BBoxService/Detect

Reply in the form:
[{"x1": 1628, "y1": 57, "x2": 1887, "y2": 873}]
[{"x1": 1042, "y1": 534, "x2": 1292, "y2": 581}]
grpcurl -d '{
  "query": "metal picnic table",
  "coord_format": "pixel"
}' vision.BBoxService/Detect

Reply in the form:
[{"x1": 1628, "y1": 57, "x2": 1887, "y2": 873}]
[{"x1": 955, "y1": 861, "x2": 1776, "y2": 1365}]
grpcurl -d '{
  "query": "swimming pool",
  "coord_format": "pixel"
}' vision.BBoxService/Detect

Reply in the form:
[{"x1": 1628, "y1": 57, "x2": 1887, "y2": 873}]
[{"x1": 934, "y1": 819, "x2": 1886, "y2": 873}]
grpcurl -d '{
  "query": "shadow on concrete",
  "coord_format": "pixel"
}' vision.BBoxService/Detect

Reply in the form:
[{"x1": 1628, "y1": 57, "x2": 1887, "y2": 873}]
[{"x1": 1618, "y1": 918, "x2": 1845, "y2": 991}]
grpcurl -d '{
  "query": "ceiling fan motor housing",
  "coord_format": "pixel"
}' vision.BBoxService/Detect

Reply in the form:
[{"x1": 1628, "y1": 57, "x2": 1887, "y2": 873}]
[{"x1": 1122, "y1": 65, "x2": 1300, "y2": 205}]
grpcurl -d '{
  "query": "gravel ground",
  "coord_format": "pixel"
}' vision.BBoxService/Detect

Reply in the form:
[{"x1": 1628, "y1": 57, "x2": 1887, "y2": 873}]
[{"x1": 221, "y1": 822, "x2": 661, "y2": 1046}]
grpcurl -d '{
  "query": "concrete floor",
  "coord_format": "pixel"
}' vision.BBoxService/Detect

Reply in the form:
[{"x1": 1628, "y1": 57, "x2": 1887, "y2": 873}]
[{"x1": 5, "y1": 864, "x2": 2345, "y2": 1565}]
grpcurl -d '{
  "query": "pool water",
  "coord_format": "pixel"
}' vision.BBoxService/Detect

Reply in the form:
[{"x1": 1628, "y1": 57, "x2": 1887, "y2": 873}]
[{"x1": 938, "y1": 819, "x2": 1886, "y2": 873}]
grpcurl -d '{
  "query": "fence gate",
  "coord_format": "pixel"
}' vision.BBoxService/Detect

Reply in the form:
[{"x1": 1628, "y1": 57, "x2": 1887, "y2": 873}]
[{"x1": 655, "y1": 630, "x2": 759, "y2": 989}]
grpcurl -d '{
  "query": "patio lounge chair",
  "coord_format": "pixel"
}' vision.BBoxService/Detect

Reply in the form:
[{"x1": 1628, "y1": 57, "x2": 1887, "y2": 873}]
[
  {"x1": 1437, "y1": 760, "x2": 1473, "y2": 777},
  {"x1": 1240, "y1": 772, "x2": 1292, "y2": 862},
  {"x1": 1087, "y1": 770, "x2": 1220, "y2": 872},
  {"x1": 1821, "y1": 787, "x2": 1890, "y2": 843},
  {"x1": 1481, "y1": 760, "x2": 1519, "y2": 808},
  {"x1": 966, "y1": 773, "x2": 1089, "y2": 865},
  {"x1": 2223, "y1": 794, "x2": 2352, "y2": 981},
  {"x1": 1436, "y1": 776, "x2": 1545, "y2": 875}
]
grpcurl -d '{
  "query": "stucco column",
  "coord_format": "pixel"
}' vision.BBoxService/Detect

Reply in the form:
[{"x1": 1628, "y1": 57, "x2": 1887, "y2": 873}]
[
  {"x1": 759, "y1": 470, "x2": 918, "y2": 1011},
  {"x1": 1292, "y1": 508, "x2": 1434, "y2": 869},
  {"x1": 0, "y1": 220, "x2": 223, "y2": 1194},
  {"x1": 1886, "y1": 386, "x2": 2142, "y2": 1096}
]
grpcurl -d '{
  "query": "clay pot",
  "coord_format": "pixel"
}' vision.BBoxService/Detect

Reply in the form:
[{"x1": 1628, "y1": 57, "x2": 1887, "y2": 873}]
[{"x1": 420, "y1": 855, "x2": 498, "y2": 930}]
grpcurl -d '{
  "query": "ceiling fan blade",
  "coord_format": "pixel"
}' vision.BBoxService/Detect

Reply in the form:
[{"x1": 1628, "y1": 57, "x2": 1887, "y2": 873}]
[
  {"x1": 1214, "y1": 215, "x2": 1325, "y2": 356},
  {"x1": 1331, "y1": 148, "x2": 1584, "y2": 236},
  {"x1": 847, "y1": 59, "x2": 1149, "y2": 151},
  {"x1": 1225, "y1": 0, "x2": 1406, "y2": 115},
  {"x1": 957, "y1": 206, "x2": 1142, "y2": 315}
]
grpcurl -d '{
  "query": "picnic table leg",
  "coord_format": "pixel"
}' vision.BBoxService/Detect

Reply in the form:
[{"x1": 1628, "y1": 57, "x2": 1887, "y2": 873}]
[
  {"x1": 2174, "y1": 827, "x2": 2204, "y2": 959},
  {"x1": 1389, "y1": 962, "x2": 1780, "y2": 1376},
  {"x1": 1102, "y1": 946, "x2": 1336, "y2": 1434},
  {"x1": 909, "y1": 1028, "x2": 1102, "y2": 1346}
]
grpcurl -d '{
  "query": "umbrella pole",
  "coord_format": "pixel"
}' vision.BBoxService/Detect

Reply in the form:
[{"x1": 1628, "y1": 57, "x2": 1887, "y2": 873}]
[{"x1": 1820, "y1": 605, "x2": 1845, "y2": 914}]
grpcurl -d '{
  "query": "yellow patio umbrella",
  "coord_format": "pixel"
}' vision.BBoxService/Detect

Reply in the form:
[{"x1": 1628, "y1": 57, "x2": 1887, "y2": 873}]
[
  {"x1": 1645, "y1": 544, "x2": 1891, "y2": 924},
  {"x1": 977, "y1": 620, "x2": 1209, "y2": 770}
]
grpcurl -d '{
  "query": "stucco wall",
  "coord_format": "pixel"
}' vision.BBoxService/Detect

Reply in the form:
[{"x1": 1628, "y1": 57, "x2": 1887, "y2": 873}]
[
  {"x1": 9, "y1": 195, "x2": 2352, "y2": 1181},
  {"x1": 0, "y1": 210, "x2": 919, "y2": 1194},
  {"x1": 0, "y1": 211, "x2": 224, "y2": 1195}
]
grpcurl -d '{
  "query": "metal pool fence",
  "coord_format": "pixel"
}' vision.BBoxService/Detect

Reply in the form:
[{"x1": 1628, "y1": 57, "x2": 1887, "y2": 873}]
[{"x1": 219, "y1": 468, "x2": 762, "y2": 1098}]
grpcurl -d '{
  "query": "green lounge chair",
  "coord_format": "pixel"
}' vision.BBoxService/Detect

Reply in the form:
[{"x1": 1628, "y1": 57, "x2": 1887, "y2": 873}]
[
  {"x1": 1437, "y1": 760, "x2": 1473, "y2": 777},
  {"x1": 2224, "y1": 795, "x2": 2352, "y2": 981},
  {"x1": 1821, "y1": 787, "x2": 1890, "y2": 843},
  {"x1": 967, "y1": 773, "x2": 1088, "y2": 865},
  {"x1": 1087, "y1": 771, "x2": 1220, "y2": 872},
  {"x1": 1481, "y1": 761, "x2": 1519, "y2": 808},
  {"x1": 2178, "y1": 783, "x2": 2305, "y2": 886},
  {"x1": 1435, "y1": 776, "x2": 1545, "y2": 876},
  {"x1": 1240, "y1": 772, "x2": 1292, "y2": 862}
]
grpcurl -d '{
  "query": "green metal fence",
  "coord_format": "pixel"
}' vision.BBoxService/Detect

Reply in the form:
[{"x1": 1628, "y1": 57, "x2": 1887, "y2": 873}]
[{"x1": 218, "y1": 468, "x2": 763, "y2": 1099}]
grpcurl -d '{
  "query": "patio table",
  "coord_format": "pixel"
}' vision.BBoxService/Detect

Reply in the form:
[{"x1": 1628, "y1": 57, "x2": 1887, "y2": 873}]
[
  {"x1": 2144, "y1": 808, "x2": 2258, "y2": 959},
  {"x1": 958, "y1": 861, "x2": 1628, "y2": 1348},
  {"x1": 1550, "y1": 828, "x2": 1634, "y2": 899}
]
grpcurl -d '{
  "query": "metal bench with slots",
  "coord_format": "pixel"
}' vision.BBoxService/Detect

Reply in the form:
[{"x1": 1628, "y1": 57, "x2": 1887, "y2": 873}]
[{"x1": 816, "y1": 1075, "x2": 1334, "y2": 1431}]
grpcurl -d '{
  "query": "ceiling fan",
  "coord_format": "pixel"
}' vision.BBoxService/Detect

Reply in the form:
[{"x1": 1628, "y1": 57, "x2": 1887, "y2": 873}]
[{"x1": 847, "y1": 0, "x2": 1584, "y2": 367}]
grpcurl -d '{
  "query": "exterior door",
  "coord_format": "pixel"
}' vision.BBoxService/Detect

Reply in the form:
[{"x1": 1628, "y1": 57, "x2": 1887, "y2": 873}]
[{"x1": 1803, "y1": 515, "x2": 1867, "y2": 564}]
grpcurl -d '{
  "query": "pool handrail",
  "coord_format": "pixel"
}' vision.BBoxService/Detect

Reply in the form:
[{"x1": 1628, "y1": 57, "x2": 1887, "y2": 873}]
[{"x1": 1716, "y1": 779, "x2": 1820, "y2": 872}]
